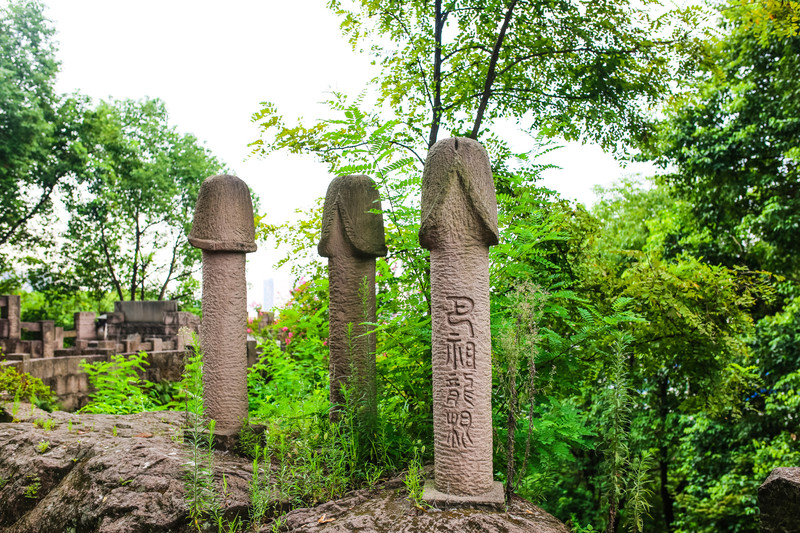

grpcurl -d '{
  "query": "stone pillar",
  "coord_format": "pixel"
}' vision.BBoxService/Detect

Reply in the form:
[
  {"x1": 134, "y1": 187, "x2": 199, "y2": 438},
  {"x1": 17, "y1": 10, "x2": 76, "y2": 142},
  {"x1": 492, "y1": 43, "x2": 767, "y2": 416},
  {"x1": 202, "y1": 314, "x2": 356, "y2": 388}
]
[
  {"x1": 40, "y1": 320, "x2": 55, "y2": 357},
  {"x1": 759, "y1": 467, "x2": 800, "y2": 532},
  {"x1": 318, "y1": 174, "x2": 387, "y2": 424},
  {"x1": 189, "y1": 174, "x2": 257, "y2": 434},
  {"x1": 419, "y1": 138, "x2": 504, "y2": 508},
  {"x1": 74, "y1": 312, "x2": 97, "y2": 340},
  {"x1": 6, "y1": 295, "x2": 20, "y2": 339}
]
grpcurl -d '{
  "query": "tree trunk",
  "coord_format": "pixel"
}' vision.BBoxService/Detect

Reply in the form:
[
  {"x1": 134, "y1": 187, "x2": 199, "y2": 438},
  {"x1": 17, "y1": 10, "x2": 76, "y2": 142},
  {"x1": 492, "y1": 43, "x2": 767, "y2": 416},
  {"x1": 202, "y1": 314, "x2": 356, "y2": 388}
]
[{"x1": 428, "y1": 0, "x2": 444, "y2": 148}]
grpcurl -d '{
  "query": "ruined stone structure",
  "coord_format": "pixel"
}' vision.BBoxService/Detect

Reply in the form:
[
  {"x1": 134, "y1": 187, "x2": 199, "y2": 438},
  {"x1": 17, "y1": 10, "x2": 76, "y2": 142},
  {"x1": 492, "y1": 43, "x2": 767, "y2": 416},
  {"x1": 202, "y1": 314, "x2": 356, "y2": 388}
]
[
  {"x1": 0, "y1": 298, "x2": 198, "y2": 361},
  {"x1": 419, "y1": 138, "x2": 504, "y2": 508},
  {"x1": 189, "y1": 174, "x2": 256, "y2": 435},
  {"x1": 318, "y1": 174, "x2": 387, "y2": 423},
  {"x1": 0, "y1": 295, "x2": 55, "y2": 358},
  {"x1": 0, "y1": 297, "x2": 203, "y2": 410}
]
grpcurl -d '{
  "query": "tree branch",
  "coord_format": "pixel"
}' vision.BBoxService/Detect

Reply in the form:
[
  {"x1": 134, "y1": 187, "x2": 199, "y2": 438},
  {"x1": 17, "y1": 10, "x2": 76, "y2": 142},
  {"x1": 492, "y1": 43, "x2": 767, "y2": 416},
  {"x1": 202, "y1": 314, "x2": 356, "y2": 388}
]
[
  {"x1": 100, "y1": 224, "x2": 124, "y2": 301},
  {"x1": 428, "y1": 0, "x2": 444, "y2": 148},
  {"x1": 0, "y1": 182, "x2": 57, "y2": 247},
  {"x1": 469, "y1": 0, "x2": 517, "y2": 139}
]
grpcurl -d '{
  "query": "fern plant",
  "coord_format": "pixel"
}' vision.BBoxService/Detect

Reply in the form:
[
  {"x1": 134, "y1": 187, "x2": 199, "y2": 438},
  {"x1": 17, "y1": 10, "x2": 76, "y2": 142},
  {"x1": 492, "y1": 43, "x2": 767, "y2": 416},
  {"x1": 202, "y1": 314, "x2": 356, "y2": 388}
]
[{"x1": 79, "y1": 352, "x2": 158, "y2": 414}]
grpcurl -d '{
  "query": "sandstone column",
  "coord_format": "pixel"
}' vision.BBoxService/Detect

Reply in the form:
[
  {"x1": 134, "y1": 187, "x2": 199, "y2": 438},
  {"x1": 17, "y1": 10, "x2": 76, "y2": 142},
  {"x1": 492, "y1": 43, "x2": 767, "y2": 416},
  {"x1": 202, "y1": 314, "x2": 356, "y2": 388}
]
[
  {"x1": 419, "y1": 137, "x2": 503, "y2": 507},
  {"x1": 189, "y1": 174, "x2": 257, "y2": 434},
  {"x1": 318, "y1": 174, "x2": 387, "y2": 425}
]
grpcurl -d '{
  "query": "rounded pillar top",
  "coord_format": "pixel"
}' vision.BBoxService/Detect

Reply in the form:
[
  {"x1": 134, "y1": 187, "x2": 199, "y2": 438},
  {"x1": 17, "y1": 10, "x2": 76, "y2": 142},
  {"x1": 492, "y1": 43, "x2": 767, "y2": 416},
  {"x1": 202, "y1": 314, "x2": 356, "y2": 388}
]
[
  {"x1": 419, "y1": 137, "x2": 499, "y2": 250},
  {"x1": 318, "y1": 174, "x2": 388, "y2": 258},
  {"x1": 189, "y1": 174, "x2": 257, "y2": 253}
]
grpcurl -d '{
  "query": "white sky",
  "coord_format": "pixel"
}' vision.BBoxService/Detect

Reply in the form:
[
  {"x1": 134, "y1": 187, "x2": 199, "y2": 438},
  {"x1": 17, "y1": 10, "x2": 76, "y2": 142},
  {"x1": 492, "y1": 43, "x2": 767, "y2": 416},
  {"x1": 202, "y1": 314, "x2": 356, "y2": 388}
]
[{"x1": 39, "y1": 0, "x2": 653, "y2": 309}]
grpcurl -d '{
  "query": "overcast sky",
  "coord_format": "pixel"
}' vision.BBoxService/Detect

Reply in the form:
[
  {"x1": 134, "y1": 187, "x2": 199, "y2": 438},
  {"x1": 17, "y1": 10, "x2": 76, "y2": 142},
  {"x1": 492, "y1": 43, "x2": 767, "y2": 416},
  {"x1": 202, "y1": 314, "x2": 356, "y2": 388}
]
[{"x1": 40, "y1": 0, "x2": 653, "y2": 308}]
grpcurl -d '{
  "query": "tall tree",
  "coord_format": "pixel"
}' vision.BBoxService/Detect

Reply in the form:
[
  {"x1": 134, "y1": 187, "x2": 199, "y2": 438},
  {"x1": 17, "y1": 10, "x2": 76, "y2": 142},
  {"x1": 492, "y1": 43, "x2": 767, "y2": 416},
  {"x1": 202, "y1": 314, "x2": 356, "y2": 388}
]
[
  {"x1": 644, "y1": 0, "x2": 800, "y2": 279},
  {"x1": 325, "y1": 0, "x2": 707, "y2": 151},
  {"x1": 63, "y1": 98, "x2": 224, "y2": 302},
  {"x1": 0, "y1": 1, "x2": 88, "y2": 251}
]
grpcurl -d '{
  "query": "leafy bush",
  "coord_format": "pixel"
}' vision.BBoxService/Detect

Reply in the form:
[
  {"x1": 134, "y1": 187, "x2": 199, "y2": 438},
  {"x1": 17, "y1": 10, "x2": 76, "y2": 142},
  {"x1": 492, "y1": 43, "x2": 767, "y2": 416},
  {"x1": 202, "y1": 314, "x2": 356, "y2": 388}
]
[
  {"x1": 79, "y1": 352, "x2": 161, "y2": 414},
  {"x1": 0, "y1": 364, "x2": 55, "y2": 411}
]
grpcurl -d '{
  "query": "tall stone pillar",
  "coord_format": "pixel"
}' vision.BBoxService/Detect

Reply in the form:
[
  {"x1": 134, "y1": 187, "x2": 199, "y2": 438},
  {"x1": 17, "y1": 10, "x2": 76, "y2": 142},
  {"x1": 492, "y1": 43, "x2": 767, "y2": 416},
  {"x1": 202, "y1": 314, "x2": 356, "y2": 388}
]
[
  {"x1": 318, "y1": 175, "x2": 387, "y2": 425},
  {"x1": 189, "y1": 174, "x2": 257, "y2": 435},
  {"x1": 419, "y1": 138, "x2": 504, "y2": 508}
]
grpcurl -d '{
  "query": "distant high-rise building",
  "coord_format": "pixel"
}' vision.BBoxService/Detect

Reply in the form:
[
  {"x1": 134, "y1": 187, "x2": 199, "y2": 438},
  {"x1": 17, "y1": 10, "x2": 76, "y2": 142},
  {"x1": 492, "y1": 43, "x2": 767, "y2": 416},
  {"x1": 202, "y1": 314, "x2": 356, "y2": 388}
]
[{"x1": 263, "y1": 278, "x2": 274, "y2": 309}]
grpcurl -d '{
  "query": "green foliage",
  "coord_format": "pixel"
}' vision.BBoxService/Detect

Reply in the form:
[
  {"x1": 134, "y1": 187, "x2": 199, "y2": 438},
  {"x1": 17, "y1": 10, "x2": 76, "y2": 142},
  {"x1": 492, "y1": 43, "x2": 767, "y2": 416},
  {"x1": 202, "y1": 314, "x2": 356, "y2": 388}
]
[
  {"x1": 0, "y1": 0, "x2": 86, "y2": 254},
  {"x1": 33, "y1": 417, "x2": 54, "y2": 431},
  {"x1": 79, "y1": 352, "x2": 161, "y2": 415},
  {"x1": 23, "y1": 475, "x2": 40, "y2": 499},
  {"x1": 61, "y1": 97, "x2": 225, "y2": 302},
  {"x1": 0, "y1": 364, "x2": 55, "y2": 410},
  {"x1": 326, "y1": 0, "x2": 709, "y2": 150},
  {"x1": 644, "y1": 0, "x2": 800, "y2": 277},
  {"x1": 35, "y1": 440, "x2": 49, "y2": 453},
  {"x1": 181, "y1": 334, "x2": 227, "y2": 531},
  {"x1": 403, "y1": 445, "x2": 426, "y2": 507},
  {"x1": 18, "y1": 290, "x2": 116, "y2": 329}
]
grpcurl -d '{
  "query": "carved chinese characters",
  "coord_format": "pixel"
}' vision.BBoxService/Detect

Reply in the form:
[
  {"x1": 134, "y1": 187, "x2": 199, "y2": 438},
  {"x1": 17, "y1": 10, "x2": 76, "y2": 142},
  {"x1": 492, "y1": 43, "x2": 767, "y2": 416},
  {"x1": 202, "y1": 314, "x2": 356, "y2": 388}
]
[
  {"x1": 319, "y1": 174, "x2": 387, "y2": 426},
  {"x1": 443, "y1": 296, "x2": 477, "y2": 449},
  {"x1": 419, "y1": 138, "x2": 501, "y2": 501},
  {"x1": 189, "y1": 174, "x2": 257, "y2": 434}
]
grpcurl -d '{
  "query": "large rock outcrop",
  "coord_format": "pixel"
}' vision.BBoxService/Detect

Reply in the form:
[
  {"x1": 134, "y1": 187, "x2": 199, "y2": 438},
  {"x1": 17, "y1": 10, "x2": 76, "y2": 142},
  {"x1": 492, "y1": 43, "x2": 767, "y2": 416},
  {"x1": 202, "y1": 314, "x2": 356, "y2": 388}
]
[
  {"x1": 276, "y1": 478, "x2": 570, "y2": 532},
  {"x1": 0, "y1": 404, "x2": 252, "y2": 533},
  {"x1": 0, "y1": 404, "x2": 571, "y2": 533}
]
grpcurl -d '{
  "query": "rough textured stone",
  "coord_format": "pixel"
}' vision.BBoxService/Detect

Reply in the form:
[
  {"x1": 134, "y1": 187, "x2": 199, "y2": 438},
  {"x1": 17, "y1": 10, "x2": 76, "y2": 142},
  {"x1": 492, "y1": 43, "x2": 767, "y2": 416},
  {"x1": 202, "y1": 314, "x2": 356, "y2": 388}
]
[
  {"x1": 274, "y1": 480, "x2": 569, "y2": 533},
  {"x1": 1, "y1": 295, "x2": 21, "y2": 339},
  {"x1": 419, "y1": 138, "x2": 499, "y2": 498},
  {"x1": 190, "y1": 174, "x2": 256, "y2": 434},
  {"x1": 114, "y1": 301, "x2": 178, "y2": 323},
  {"x1": 188, "y1": 174, "x2": 258, "y2": 253},
  {"x1": 74, "y1": 311, "x2": 97, "y2": 340},
  {"x1": 421, "y1": 479, "x2": 504, "y2": 511},
  {"x1": 759, "y1": 467, "x2": 800, "y2": 533},
  {"x1": 0, "y1": 405, "x2": 253, "y2": 533},
  {"x1": 318, "y1": 175, "x2": 387, "y2": 420},
  {"x1": 1, "y1": 405, "x2": 570, "y2": 533}
]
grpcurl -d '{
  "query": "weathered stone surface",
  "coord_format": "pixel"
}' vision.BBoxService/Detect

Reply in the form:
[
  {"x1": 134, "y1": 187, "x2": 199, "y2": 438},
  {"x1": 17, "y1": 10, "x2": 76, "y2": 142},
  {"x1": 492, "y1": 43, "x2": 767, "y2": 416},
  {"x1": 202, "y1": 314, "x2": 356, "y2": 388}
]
[
  {"x1": 74, "y1": 311, "x2": 97, "y2": 340},
  {"x1": 318, "y1": 175, "x2": 387, "y2": 421},
  {"x1": 319, "y1": 174, "x2": 388, "y2": 258},
  {"x1": 759, "y1": 467, "x2": 800, "y2": 533},
  {"x1": 0, "y1": 295, "x2": 21, "y2": 339},
  {"x1": 422, "y1": 479, "x2": 504, "y2": 511},
  {"x1": 273, "y1": 479, "x2": 569, "y2": 533},
  {"x1": 200, "y1": 251, "x2": 248, "y2": 432},
  {"x1": 0, "y1": 406, "x2": 570, "y2": 533},
  {"x1": 189, "y1": 174, "x2": 256, "y2": 435},
  {"x1": 419, "y1": 138, "x2": 498, "y2": 499},
  {"x1": 0, "y1": 405, "x2": 253, "y2": 533},
  {"x1": 188, "y1": 174, "x2": 258, "y2": 253},
  {"x1": 114, "y1": 301, "x2": 178, "y2": 323},
  {"x1": 419, "y1": 138, "x2": 498, "y2": 251}
]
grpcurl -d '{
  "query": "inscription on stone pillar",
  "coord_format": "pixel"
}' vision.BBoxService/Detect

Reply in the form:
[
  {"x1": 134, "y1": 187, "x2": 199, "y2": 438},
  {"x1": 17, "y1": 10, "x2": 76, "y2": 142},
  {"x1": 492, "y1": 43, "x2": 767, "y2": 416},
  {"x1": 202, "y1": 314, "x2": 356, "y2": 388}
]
[{"x1": 419, "y1": 137, "x2": 503, "y2": 505}]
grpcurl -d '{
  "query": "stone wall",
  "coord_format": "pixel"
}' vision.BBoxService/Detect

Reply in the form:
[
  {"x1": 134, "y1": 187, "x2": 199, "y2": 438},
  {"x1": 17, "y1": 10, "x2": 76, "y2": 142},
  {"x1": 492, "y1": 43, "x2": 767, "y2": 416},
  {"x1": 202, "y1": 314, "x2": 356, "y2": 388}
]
[{"x1": 2, "y1": 337, "x2": 259, "y2": 411}]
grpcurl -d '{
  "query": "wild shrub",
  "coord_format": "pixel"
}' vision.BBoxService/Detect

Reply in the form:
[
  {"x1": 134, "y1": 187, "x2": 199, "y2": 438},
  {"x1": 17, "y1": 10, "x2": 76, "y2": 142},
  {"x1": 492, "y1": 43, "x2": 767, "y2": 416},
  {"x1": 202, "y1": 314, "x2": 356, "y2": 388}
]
[
  {"x1": 79, "y1": 352, "x2": 160, "y2": 414},
  {"x1": 0, "y1": 364, "x2": 55, "y2": 412}
]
